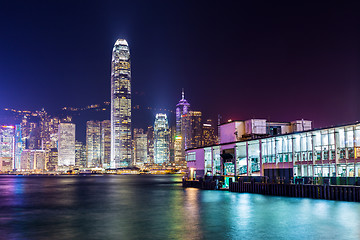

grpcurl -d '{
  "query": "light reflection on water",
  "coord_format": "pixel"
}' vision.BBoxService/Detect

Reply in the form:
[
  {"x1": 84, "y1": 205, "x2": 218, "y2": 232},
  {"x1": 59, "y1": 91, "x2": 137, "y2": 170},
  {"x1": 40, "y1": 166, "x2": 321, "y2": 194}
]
[{"x1": 0, "y1": 175, "x2": 359, "y2": 240}]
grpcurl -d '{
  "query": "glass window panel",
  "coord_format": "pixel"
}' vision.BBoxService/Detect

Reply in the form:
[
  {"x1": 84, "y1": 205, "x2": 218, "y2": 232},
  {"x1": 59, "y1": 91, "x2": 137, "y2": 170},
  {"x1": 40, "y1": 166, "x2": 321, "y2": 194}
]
[{"x1": 236, "y1": 143, "x2": 247, "y2": 175}]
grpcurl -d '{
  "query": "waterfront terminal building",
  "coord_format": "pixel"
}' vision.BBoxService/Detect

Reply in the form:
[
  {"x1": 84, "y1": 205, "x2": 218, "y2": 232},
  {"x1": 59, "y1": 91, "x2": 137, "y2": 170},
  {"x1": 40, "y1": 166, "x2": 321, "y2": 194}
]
[{"x1": 186, "y1": 119, "x2": 360, "y2": 185}]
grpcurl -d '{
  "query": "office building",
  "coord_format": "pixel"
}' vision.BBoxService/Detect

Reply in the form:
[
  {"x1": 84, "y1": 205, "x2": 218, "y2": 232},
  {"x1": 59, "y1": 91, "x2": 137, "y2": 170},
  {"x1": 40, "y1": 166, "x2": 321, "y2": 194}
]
[
  {"x1": 20, "y1": 117, "x2": 36, "y2": 149},
  {"x1": 101, "y1": 120, "x2": 111, "y2": 168},
  {"x1": 0, "y1": 126, "x2": 15, "y2": 172},
  {"x1": 134, "y1": 128, "x2": 148, "y2": 166},
  {"x1": 14, "y1": 124, "x2": 23, "y2": 170},
  {"x1": 86, "y1": 121, "x2": 101, "y2": 168},
  {"x1": 20, "y1": 150, "x2": 31, "y2": 170},
  {"x1": 174, "y1": 135, "x2": 182, "y2": 163},
  {"x1": 111, "y1": 39, "x2": 132, "y2": 168},
  {"x1": 47, "y1": 148, "x2": 58, "y2": 171},
  {"x1": 175, "y1": 90, "x2": 190, "y2": 164},
  {"x1": 202, "y1": 119, "x2": 217, "y2": 147},
  {"x1": 154, "y1": 114, "x2": 170, "y2": 164},
  {"x1": 182, "y1": 111, "x2": 202, "y2": 149},
  {"x1": 75, "y1": 141, "x2": 86, "y2": 169},
  {"x1": 176, "y1": 90, "x2": 190, "y2": 136},
  {"x1": 147, "y1": 126, "x2": 154, "y2": 164},
  {"x1": 58, "y1": 123, "x2": 75, "y2": 168},
  {"x1": 86, "y1": 120, "x2": 111, "y2": 168},
  {"x1": 20, "y1": 149, "x2": 46, "y2": 171},
  {"x1": 169, "y1": 126, "x2": 176, "y2": 163}
]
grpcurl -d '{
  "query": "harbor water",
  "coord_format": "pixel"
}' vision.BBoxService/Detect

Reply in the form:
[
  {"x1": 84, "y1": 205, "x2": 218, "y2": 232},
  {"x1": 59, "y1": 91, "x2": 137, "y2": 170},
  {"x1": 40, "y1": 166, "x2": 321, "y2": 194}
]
[{"x1": 0, "y1": 175, "x2": 359, "y2": 240}]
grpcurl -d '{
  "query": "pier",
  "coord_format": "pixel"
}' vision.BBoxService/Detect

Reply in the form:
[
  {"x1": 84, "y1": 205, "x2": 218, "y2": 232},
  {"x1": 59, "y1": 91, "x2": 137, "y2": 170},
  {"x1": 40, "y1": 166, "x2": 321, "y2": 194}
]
[{"x1": 183, "y1": 177, "x2": 360, "y2": 202}]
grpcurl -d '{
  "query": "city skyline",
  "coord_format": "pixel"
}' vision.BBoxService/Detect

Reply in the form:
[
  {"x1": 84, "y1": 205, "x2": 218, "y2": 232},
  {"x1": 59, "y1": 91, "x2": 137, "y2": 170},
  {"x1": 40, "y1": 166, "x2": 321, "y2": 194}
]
[
  {"x1": 1, "y1": 1, "x2": 360, "y2": 172},
  {"x1": 1, "y1": 2, "x2": 360, "y2": 239},
  {"x1": 1, "y1": 1, "x2": 360, "y2": 131}
]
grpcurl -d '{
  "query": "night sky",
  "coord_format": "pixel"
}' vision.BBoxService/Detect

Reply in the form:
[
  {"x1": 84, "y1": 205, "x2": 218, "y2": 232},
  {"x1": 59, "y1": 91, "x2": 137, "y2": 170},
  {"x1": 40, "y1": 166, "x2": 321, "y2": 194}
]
[{"x1": 1, "y1": 1, "x2": 360, "y2": 130}]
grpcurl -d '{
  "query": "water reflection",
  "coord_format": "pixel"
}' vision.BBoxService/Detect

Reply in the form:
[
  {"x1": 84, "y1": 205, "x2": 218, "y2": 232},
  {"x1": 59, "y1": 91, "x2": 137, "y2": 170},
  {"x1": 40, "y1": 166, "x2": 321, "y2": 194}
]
[
  {"x1": 182, "y1": 188, "x2": 202, "y2": 239},
  {"x1": 0, "y1": 175, "x2": 360, "y2": 240}
]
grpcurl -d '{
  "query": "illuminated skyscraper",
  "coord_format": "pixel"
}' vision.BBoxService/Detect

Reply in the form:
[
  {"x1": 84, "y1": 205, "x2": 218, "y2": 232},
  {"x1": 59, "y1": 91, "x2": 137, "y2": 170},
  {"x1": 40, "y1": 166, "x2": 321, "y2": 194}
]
[
  {"x1": 33, "y1": 150, "x2": 46, "y2": 171},
  {"x1": 169, "y1": 126, "x2": 176, "y2": 163},
  {"x1": 58, "y1": 123, "x2": 75, "y2": 168},
  {"x1": 14, "y1": 124, "x2": 22, "y2": 170},
  {"x1": 101, "y1": 120, "x2": 111, "y2": 168},
  {"x1": 147, "y1": 126, "x2": 154, "y2": 164},
  {"x1": 202, "y1": 119, "x2": 218, "y2": 147},
  {"x1": 86, "y1": 120, "x2": 111, "y2": 168},
  {"x1": 20, "y1": 149, "x2": 45, "y2": 171},
  {"x1": 111, "y1": 39, "x2": 132, "y2": 168},
  {"x1": 133, "y1": 128, "x2": 148, "y2": 166},
  {"x1": 0, "y1": 126, "x2": 15, "y2": 172},
  {"x1": 182, "y1": 111, "x2": 202, "y2": 149},
  {"x1": 75, "y1": 141, "x2": 86, "y2": 169},
  {"x1": 47, "y1": 148, "x2": 58, "y2": 171},
  {"x1": 86, "y1": 121, "x2": 101, "y2": 168},
  {"x1": 154, "y1": 113, "x2": 170, "y2": 164},
  {"x1": 175, "y1": 90, "x2": 190, "y2": 164},
  {"x1": 176, "y1": 89, "x2": 190, "y2": 136},
  {"x1": 20, "y1": 149, "x2": 31, "y2": 170}
]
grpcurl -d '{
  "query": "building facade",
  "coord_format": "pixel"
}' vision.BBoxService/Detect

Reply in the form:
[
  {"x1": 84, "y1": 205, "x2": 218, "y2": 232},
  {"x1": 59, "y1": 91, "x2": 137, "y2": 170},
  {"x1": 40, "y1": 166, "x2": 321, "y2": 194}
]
[
  {"x1": 0, "y1": 126, "x2": 15, "y2": 172},
  {"x1": 75, "y1": 141, "x2": 86, "y2": 169},
  {"x1": 47, "y1": 148, "x2": 58, "y2": 171},
  {"x1": 134, "y1": 128, "x2": 148, "y2": 166},
  {"x1": 20, "y1": 149, "x2": 46, "y2": 172},
  {"x1": 58, "y1": 123, "x2": 75, "y2": 168},
  {"x1": 175, "y1": 90, "x2": 190, "y2": 164},
  {"x1": 182, "y1": 111, "x2": 202, "y2": 150},
  {"x1": 111, "y1": 39, "x2": 132, "y2": 168},
  {"x1": 202, "y1": 119, "x2": 217, "y2": 147},
  {"x1": 147, "y1": 126, "x2": 154, "y2": 164},
  {"x1": 86, "y1": 121, "x2": 101, "y2": 168},
  {"x1": 101, "y1": 120, "x2": 111, "y2": 168},
  {"x1": 86, "y1": 120, "x2": 111, "y2": 168},
  {"x1": 154, "y1": 114, "x2": 170, "y2": 164},
  {"x1": 185, "y1": 120, "x2": 360, "y2": 183},
  {"x1": 14, "y1": 124, "x2": 23, "y2": 170}
]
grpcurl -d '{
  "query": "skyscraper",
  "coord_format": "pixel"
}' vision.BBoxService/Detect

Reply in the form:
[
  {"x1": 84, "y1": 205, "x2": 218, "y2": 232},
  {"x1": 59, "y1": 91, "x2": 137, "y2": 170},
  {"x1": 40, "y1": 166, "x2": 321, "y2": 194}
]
[
  {"x1": 86, "y1": 120, "x2": 111, "y2": 168},
  {"x1": 176, "y1": 90, "x2": 190, "y2": 136},
  {"x1": 20, "y1": 149, "x2": 46, "y2": 171},
  {"x1": 101, "y1": 120, "x2": 111, "y2": 168},
  {"x1": 182, "y1": 111, "x2": 202, "y2": 149},
  {"x1": 175, "y1": 90, "x2": 190, "y2": 164},
  {"x1": 169, "y1": 126, "x2": 176, "y2": 163},
  {"x1": 154, "y1": 113, "x2": 170, "y2": 164},
  {"x1": 75, "y1": 141, "x2": 86, "y2": 169},
  {"x1": 58, "y1": 123, "x2": 75, "y2": 168},
  {"x1": 33, "y1": 150, "x2": 46, "y2": 171},
  {"x1": 202, "y1": 119, "x2": 218, "y2": 147},
  {"x1": 133, "y1": 128, "x2": 148, "y2": 166},
  {"x1": 86, "y1": 121, "x2": 101, "y2": 168},
  {"x1": 147, "y1": 126, "x2": 154, "y2": 164},
  {"x1": 47, "y1": 148, "x2": 58, "y2": 171},
  {"x1": 14, "y1": 124, "x2": 22, "y2": 170},
  {"x1": 0, "y1": 126, "x2": 15, "y2": 172},
  {"x1": 111, "y1": 39, "x2": 132, "y2": 168}
]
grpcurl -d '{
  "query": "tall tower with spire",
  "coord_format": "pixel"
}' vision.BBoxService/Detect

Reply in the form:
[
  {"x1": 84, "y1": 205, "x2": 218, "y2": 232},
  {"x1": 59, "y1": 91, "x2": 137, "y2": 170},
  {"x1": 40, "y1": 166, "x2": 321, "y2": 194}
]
[
  {"x1": 175, "y1": 89, "x2": 190, "y2": 136},
  {"x1": 110, "y1": 39, "x2": 132, "y2": 168},
  {"x1": 174, "y1": 89, "x2": 190, "y2": 164}
]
